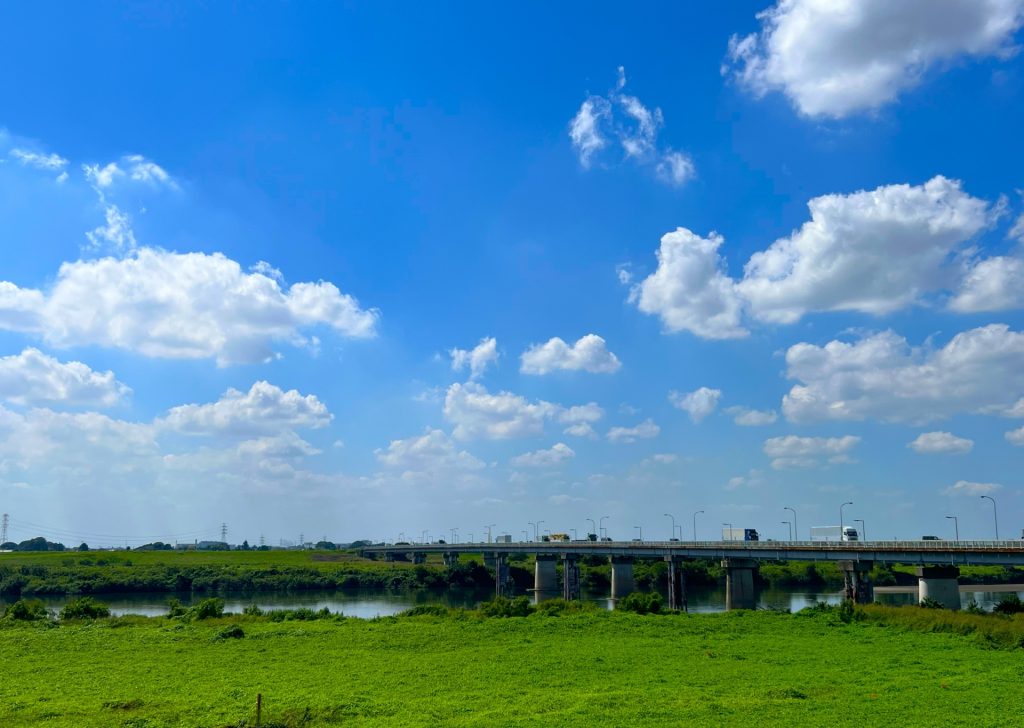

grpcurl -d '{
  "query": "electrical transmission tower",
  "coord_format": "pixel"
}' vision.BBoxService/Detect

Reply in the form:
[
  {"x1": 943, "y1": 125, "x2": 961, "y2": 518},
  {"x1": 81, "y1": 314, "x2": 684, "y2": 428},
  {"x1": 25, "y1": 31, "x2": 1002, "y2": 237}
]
[
  {"x1": 1, "y1": 513, "x2": 8, "y2": 544},
  {"x1": 259, "y1": 534, "x2": 265, "y2": 548},
  {"x1": 220, "y1": 522, "x2": 228, "y2": 543}
]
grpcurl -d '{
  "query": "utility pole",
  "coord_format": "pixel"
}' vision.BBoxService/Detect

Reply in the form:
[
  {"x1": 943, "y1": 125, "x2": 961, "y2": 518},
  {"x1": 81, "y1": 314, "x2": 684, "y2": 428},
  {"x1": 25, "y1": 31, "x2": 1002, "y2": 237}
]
[
  {"x1": 221, "y1": 523, "x2": 228, "y2": 543},
  {"x1": 0, "y1": 513, "x2": 8, "y2": 544}
]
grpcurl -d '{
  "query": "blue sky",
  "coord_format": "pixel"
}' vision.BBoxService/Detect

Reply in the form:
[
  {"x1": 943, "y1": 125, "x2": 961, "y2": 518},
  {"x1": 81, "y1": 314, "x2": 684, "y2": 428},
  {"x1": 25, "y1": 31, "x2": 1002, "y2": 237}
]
[{"x1": 1, "y1": 1, "x2": 1023, "y2": 546}]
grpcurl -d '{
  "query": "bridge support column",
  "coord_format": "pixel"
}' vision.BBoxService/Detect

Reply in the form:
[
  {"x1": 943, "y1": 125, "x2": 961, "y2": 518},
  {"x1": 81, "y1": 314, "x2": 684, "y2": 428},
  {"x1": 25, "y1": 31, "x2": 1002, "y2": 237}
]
[
  {"x1": 411, "y1": 552, "x2": 426, "y2": 565},
  {"x1": 838, "y1": 561, "x2": 874, "y2": 604},
  {"x1": 442, "y1": 552, "x2": 460, "y2": 568},
  {"x1": 562, "y1": 555, "x2": 580, "y2": 601},
  {"x1": 722, "y1": 559, "x2": 757, "y2": 611},
  {"x1": 665, "y1": 557, "x2": 687, "y2": 611},
  {"x1": 610, "y1": 556, "x2": 635, "y2": 600},
  {"x1": 493, "y1": 554, "x2": 511, "y2": 598},
  {"x1": 917, "y1": 566, "x2": 960, "y2": 610},
  {"x1": 534, "y1": 555, "x2": 558, "y2": 601}
]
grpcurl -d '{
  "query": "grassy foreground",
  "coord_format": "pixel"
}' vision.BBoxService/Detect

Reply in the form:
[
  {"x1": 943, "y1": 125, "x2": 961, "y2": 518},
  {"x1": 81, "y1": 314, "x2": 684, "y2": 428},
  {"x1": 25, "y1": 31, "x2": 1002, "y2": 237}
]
[{"x1": 1, "y1": 607, "x2": 1022, "y2": 727}]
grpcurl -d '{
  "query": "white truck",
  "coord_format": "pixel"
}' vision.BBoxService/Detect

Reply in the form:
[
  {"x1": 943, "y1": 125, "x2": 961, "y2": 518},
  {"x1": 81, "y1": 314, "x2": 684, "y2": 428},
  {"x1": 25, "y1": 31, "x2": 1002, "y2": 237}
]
[
  {"x1": 722, "y1": 528, "x2": 759, "y2": 541},
  {"x1": 810, "y1": 526, "x2": 859, "y2": 542}
]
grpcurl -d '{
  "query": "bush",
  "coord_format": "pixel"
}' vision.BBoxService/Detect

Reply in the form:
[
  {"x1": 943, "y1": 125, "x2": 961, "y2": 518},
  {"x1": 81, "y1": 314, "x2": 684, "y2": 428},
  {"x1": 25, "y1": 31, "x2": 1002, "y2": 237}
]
[
  {"x1": 242, "y1": 603, "x2": 264, "y2": 616},
  {"x1": 3, "y1": 598, "x2": 50, "y2": 621},
  {"x1": 399, "y1": 604, "x2": 450, "y2": 618},
  {"x1": 533, "y1": 598, "x2": 597, "y2": 617},
  {"x1": 919, "y1": 597, "x2": 945, "y2": 610},
  {"x1": 188, "y1": 597, "x2": 225, "y2": 620},
  {"x1": 616, "y1": 592, "x2": 662, "y2": 615},
  {"x1": 60, "y1": 597, "x2": 111, "y2": 620},
  {"x1": 479, "y1": 596, "x2": 534, "y2": 618},
  {"x1": 993, "y1": 595, "x2": 1024, "y2": 615},
  {"x1": 215, "y1": 624, "x2": 245, "y2": 640},
  {"x1": 166, "y1": 598, "x2": 188, "y2": 618}
]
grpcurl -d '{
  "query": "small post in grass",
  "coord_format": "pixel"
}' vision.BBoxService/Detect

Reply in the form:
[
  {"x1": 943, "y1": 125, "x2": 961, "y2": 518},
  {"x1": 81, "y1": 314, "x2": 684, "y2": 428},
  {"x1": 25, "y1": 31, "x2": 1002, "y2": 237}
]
[{"x1": 256, "y1": 693, "x2": 262, "y2": 727}]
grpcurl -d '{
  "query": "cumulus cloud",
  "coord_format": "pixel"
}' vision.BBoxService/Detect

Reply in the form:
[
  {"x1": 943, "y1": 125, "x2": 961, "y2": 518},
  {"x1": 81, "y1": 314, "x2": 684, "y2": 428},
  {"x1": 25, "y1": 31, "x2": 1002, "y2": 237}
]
[
  {"x1": 237, "y1": 431, "x2": 322, "y2": 459},
  {"x1": 511, "y1": 442, "x2": 576, "y2": 468},
  {"x1": 520, "y1": 334, "x2": 621, "y2": 375},
  {"x1": 444, "y1": 382, "x2": 558, "y2": 440},
  {"x1": 950, "y1": 256, "x2": 1024, "y2": 312},
  {"x1": 1006, "y1": 426, "x2": 1024, "y2": 446},
  {"x1": 607, "y1": 418, "x2": 660, "y2": 443},
  {"x1": 738, "y1": 177, "x2": 993, "y2": 323},
  {"x1": 563, "y1": 423, "x2": 598, "y2": 439},
  {"x1": 943, "y1": 480, "x2": 1002, "y2": 496},
  {"x1": 375, "y1": 428, "x2": 485, "y2": 474},
  {"x1": 84, "y1": 155, "x2": 177, "y2": 190},
  {"x1": 163, "y1": 381, "x2": 332, "y2": 436},
  {"x1": 450, "y1": 337, "x2": 499, "y2": 379},
  {"x1": 568, "y1": 67, "x2": 696, "y2": 186},
  {"x1": 726, "y1": 406, "x2": 778, "y2": 426},
  {"x1": 763, "y1": 435, "x2": 860, "y2": 469},
  {"x1": 669, "y1": 387, "x2": 722, "y2": 423},
  {"x1": 629, "y1": 228, "x2": 746, "y2": 339},
  {"x1": 0, "y1": 248, "x2": 378, "y2": 365},
  {"x1": 726, "y1": 0, "x2": 1024, "y2": 118},
  {"x1": 630, "y1": 178, "x2": 1001, "y2": 337},
  {"x1": 783, "y1": 324, "x2": 1024, "y2": 423},
  {"x1": 908, "y1": 431, "x2": 974, "y2": 455},
  {"x1": 0, "y1": 348, "x2": 130, "y2": 408},
  {"x1": 85, "y1": 204, "x2": 137, "y2": 252}
]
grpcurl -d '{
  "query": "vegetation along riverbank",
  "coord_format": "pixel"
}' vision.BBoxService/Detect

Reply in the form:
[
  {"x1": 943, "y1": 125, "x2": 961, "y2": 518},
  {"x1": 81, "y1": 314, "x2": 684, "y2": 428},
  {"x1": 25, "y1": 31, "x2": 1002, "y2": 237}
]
[{"x1": 0, "y1": 597, "x2": 1022, "y2": 727}]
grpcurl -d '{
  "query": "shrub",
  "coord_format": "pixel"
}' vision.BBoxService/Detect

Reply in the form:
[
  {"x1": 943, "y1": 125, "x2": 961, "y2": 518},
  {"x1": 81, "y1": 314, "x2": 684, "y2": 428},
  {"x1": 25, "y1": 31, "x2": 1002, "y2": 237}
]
[
  {"x1": 533, "y1": 598, "x2": 597, "y2": 617},
  {"x1": 616, "y1": 592, "x2": 662, "y2": 615},
  {"x1": 399, "y1": 604, "x2": 450, "y2": 618},
  {"x1": 242, "y1": 603, "x2": 264, "y2": 617},
  {"x1": 993, "y1": 594, "x2": 1024, "y2": 615},
  {"x1": 919, "y1": 597, "x2": 945, "y2": 610},
  {"x1": 166, "y1": 598, "x2": 188, "y2": 618},
  {"x1": 479, "y1": 596, "x2": 534, "y2": 618},
  {"x1": 3, "y1": 598, "x2": 50, "y2": 621},
  {"x1": 215, "y1": 625, "x2": 245, "y2": 640},
  {"x1": 965, "y1": 599, "x2": 987, "y2": 615},
  {"x1": 188, "y1": 598, "x2": 225, "y2": 620},
  {"x1": 60, "y1": 597, "x2": 111, "y2": 620}
]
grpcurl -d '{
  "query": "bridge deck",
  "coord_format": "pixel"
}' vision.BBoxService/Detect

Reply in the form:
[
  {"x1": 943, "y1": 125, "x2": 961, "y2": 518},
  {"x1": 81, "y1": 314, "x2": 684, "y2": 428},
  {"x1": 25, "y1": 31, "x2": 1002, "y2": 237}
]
[{"x1": 362, "y1": 540, "x2": 1024, "y2": 566}]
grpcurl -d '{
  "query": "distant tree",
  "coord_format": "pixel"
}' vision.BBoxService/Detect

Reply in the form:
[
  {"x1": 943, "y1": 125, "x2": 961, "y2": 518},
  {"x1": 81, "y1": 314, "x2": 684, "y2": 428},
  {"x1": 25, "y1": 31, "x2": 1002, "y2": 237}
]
[
  {"x1": 315, "y1": 541, "x2": 337, "y2": 550},
  {"x1": 77, "y1": 542, "x2": 89, "y2": 552},
  {"x1": 240, "y1": 540, "x2": 251, "y2": 551},
  {"x1": 1, "y1": 541, "x2": 17, "y2": 550},
  {"x1": 17, "y1": 537, "x2": 65, "y2": 552},
  {"x1": 348, "y1": 540, "x2": 372, "y2": 549}
]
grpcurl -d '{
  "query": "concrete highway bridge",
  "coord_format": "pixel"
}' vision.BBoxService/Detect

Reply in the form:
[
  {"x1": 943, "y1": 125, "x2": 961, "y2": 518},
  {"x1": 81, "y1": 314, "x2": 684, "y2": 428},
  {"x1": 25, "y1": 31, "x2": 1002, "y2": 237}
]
[{"x1": 362, "y1": 540, "x2": 1024, "y2": 611}]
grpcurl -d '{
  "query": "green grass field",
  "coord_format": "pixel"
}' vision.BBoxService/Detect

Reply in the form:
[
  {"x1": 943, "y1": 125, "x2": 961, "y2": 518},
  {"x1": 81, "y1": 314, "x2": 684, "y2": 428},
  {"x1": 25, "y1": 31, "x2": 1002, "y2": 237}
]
[{"x1": 1, "y1": 607, "x2": 1022, "y2": 727}]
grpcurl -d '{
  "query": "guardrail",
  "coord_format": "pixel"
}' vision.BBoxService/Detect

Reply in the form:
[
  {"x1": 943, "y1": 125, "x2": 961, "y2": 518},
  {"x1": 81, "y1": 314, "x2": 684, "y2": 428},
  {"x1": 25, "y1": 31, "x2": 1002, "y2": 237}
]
[{"x1": 371, "y1": 539, "x2": 1024, "y2": 551}]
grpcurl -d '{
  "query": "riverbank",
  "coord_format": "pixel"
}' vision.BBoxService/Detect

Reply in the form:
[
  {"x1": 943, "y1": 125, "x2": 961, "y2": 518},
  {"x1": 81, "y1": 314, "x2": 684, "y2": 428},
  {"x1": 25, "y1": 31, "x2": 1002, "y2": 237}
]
[{"x1": 0, "y1": 604, "x2": 1021, "y2": 726}]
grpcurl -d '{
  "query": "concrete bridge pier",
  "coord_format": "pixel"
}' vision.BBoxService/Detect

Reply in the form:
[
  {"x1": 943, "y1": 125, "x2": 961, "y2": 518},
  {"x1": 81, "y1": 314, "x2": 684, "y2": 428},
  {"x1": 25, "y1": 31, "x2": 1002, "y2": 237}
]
[
  {"x1": 442, "y1": 552, "x2": 460, "y2": 568},
  {"x1": 610, "y1": 556, "x2": 635, "y2": 600},
  {"x1": 411, "y1": 552, "x2": 426, "y2": 564},
  {"x1": 562, "y1": 555, "x2": 580, "y2": 601},
  {"x1": 493, "y1": 554, "x2": 511, "y2": 598},
  {"x1": 534, "y1": 555, "x2": 559, "y2": 601},
  {"x1": 839, "y1": 560, "x2": 874, "y2": 604},
  {"x1": 917, "y1": 565, "x2": 961, "y2": 610},
  {"x1": 665, "y1": 557, "x2": 687, "y2": 611},
  {"x1": 722, "y1": 559, "x2": 758, "y2": 611}
]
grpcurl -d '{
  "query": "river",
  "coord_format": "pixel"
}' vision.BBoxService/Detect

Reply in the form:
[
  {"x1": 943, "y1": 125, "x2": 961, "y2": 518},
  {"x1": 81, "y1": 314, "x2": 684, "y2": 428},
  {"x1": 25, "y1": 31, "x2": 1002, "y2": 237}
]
[{"x1": 5, "y1": 583, "x2": 1023, "y2": 618}]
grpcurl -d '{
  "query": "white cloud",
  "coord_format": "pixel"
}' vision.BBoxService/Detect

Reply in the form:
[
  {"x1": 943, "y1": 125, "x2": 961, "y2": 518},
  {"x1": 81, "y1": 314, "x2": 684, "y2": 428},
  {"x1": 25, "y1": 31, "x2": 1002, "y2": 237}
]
[
  {"x1": 0, "y1": 248, "x2": 378, "y2": 365},
  {"x1": 450, "y1": 337, "x2": 499, "y2": 379},
  {"x1": 520, "y1": 334, "x2": 621, "y2": 375},
  {"x1": 629, "y1": 228, "x2": 747, "y2": 339},
  {"x1": 0, "y1": 348, "x2": 130, "y2": 407},
  {"x1": 669, "y1": 387, "x2": 722, "y2": 423},
  {"x1": 643, "y1": 453, "x2": 678, "y2": 466},
  {"x1": 559, "y1": 403, "x2": 604, "y2": 425},
  {"x1": 10, "y1": 148, "x2": 67, "y2": 170},
  {"x1": 237, "y1": 431, "x2": 322, "y2": 459},
  {"x1": 375, "y1": 428, "x2": 485, "y2": 473},
  {"x1": 1002, "y1": 398, "x2": 1024, "y2": 418},
  {"x1": 726, "y1": 0, "x2": 1024, "y2": 118},
  {"x1": 85, "y1": 204, "x2": 137, "y2": 252},
  {"x1": 163, "y1": 381, "x2": 332, "y2": 436},
  {"x1": 943, "y1": 480, "x2": 1002, "y2": 496},
  {"x1": 568, "y1": 67, "x2": 696, "y2": 186},
  {"x1": 511, "y1": 442, "x2": 576, "y2": 468},
  {"x1": 763, "y1": 435, "x2": 860, "y2": 469},
  {"x1": 84, "y1": 155, "x2": 177, "y2": 190},
  {"x1": 607, "y1": 418, "x2": 660, "y2": 444},
  {"x1": 783, "y1": 324, "x2": 1024, "y2": 423},
  {"x1": 1011, "y1": 211, "x2": 1024, "y2": 242},
  {"x1": 725, "y1": 469, "x2": 764, "y2": 490},
  {"x1": 950, "y1": 256, "x2": 1024, "y2": 312},
  {"x1": 563, "y1": 423, "x2": 598, "y2": 439},
  {"x1": 1006, "y1": 426, "x2": 1024, "y2": 446},
  {"x1": 726, "y1": 406, "x2": 778, "y2": 426},
  {"x1": 444, "y1": 382, "x2": 558, "y2": 440},
  {"x1": 738, "y1": 177, "x2": 993, "y2": 323},
  {"x1": 908, "y1": 431, "x2": 974, "y2": 455}
]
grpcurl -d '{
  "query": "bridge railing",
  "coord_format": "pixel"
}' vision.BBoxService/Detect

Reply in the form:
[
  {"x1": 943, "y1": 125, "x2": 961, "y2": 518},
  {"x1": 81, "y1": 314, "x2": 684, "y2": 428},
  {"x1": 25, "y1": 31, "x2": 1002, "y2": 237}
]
[{"x1": 373, "y1": 539, "x2": 1024, "y2": 551}]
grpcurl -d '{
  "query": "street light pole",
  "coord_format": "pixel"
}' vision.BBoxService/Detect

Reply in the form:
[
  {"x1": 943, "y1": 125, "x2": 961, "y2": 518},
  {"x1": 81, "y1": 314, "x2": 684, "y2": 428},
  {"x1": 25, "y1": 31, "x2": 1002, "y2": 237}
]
[
  {"x1": 784, "y1": 507, "x2": 797, "y2": 541},
  {"x1": 521, "y1": 530, "x2": 529, "y2": 542},
  {"x1": 781, "y1": 521, "x2": 792, "y2": 540},
  {"x1": 485, "y1": 524, "x2": 496, "y2": 543},
  {"x1": 840, "y1": 502, "x2": 852, "y2": 540},
  {"x1": 692, "y1": 510, "x2": 703, "y2": 541},
  {"x1": 981, "y1": 495, "x2": 999, "y2": 540},
  {"x1": 664, "y1": 513, "x2": 676, "y2": 540},
  {"x1": 634, "y1": 525, "x2": 642, "y2": 541},
  {"x1": 527, "y1": 522, "x2": 536, "y2": 542},
  {"x1": 536, "y1": 521, "x2": 545, "y2": 542},
  {"x1": 945, "y1": 515, "x2": 959, "y2": 541},
  {"x1": 854, "y1": 519, "x2": 866, "y2": 541},
  {"x1": 723, "y1": 522, "x2": 733, "y2": 541},
  {"x1": 586, "y1": 518, "x2": 596, "y2": 539},
  {"x1": 599, "y1": 516, "x2": 609, "y2": 540}
]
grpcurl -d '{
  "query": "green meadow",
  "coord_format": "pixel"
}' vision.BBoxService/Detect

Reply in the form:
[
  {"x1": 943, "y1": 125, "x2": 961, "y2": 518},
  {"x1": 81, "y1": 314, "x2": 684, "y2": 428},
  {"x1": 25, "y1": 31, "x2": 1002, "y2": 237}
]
[{"x1": 1, "y1": 603, "x2": 1022, "y2": 727}]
